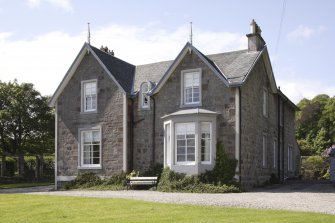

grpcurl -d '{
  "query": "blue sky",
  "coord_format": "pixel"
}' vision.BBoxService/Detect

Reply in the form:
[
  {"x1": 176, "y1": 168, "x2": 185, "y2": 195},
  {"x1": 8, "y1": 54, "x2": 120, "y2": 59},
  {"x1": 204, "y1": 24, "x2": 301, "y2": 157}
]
[{"x1": 0, "y1": 0, "x2": 334, "y2": 103}]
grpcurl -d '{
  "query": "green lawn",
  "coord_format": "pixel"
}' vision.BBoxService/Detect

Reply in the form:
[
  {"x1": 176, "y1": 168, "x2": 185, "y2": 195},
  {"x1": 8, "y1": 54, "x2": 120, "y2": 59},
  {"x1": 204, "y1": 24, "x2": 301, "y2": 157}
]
[
  {"x1": 0, "y1": 182, "x2": 53, "y2": 189},
  {"x1": 0, "y1": 194, "x2": 334, "y2": 223}
]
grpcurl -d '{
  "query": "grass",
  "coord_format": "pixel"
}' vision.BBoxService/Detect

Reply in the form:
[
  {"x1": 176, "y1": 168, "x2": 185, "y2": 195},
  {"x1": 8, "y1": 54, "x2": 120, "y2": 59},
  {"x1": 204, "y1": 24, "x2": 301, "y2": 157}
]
[
  {"x1": 0, "y1": 182, "x2": 53, "y2": 189},
  {"x1": 0, "y1": 194, "x2": 334, "y2": 223}
]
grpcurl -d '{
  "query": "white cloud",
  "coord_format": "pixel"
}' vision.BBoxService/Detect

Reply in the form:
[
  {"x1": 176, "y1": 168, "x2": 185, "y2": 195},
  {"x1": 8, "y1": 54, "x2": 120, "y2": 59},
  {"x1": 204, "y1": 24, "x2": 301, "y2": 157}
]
[
  {"x1": 27, "y1": 0, "x2": 73, "y2": 12},
  {"x1": 277, "y1": 78, "x2": 335, "y2": 104},
  {"x1": 287, "y1": 25, "x2": 326, "y2": 42},
  {"x1": 0, "y1": 24, "x2": 246, "y2": 96}
]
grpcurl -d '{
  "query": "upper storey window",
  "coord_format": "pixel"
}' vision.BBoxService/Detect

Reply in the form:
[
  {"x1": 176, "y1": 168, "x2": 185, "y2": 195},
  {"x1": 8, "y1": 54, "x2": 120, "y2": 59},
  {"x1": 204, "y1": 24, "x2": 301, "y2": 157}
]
[
  {"x1": 181, "y1": 69, "x2": 201, "y2": 107},
  {"x1": 82, "y1": 80, "x2": 97, "y2": 112},
  {"x1": 140, "y1": 82, "x2": 150, "y2": 109},
  {"x1": 263, "y1": 88, "x2": 268, "y2": 117}
]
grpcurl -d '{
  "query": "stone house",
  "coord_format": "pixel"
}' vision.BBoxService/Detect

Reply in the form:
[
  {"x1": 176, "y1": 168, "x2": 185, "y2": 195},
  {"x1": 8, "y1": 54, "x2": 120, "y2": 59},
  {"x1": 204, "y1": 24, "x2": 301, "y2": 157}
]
[{"x1": 49, "y1": 20, "x2": 300, "y2": 189}]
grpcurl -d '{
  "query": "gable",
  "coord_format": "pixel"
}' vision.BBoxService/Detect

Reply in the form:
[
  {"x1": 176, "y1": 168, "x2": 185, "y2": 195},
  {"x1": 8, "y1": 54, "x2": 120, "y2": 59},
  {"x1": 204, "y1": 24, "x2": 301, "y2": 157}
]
[
  {"x1": 150, "y1": 42, "x2": 230, "y2": 95},
  {"x1": 49, "y1": 43, "x2": 135, "y2": 107}
]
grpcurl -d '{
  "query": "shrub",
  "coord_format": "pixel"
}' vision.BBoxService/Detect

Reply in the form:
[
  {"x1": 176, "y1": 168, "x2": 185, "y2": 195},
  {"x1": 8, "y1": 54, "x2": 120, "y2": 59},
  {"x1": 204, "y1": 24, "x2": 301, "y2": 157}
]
[
  {"x1": 5, "y1": 157, "x2": 16, "y2": 177},
  {"x1": 200, "y1": 142, "x2": 238, "y2": 185},
  {"x1": 301, "y1": 156, "x2": 328, "y2": 180},
  {"x1": 103, "y1": 172, "x2": 127, "y2": 186},
  {"x1": 43, "y1": 156, "x2": 55, "y2": 179},
  {"x1": 24, "y1": 156, "x2": 36, "y2": 180},
  {"x1": 70, "y1": 172, "x2": 102, "y2": 188},
  {"x1": 157, "y1": 168, "x2": 240, "y2": 193}
]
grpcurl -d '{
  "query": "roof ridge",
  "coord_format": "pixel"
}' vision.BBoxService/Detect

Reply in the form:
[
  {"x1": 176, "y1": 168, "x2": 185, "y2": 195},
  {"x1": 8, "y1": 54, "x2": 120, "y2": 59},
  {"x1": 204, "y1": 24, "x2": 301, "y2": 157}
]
[{"x1": 89, "y1": 44, "x2": 135, "y2": 67}]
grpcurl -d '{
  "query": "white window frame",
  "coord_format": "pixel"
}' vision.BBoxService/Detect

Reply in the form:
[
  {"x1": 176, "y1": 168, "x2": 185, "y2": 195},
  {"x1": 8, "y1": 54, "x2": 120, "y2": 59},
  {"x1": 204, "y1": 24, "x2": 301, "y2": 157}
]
[
  {"x1": 175, "y1": 123, "x2": 196, "y2": 165},
  {"x1": 263, "y1": 88, "x2": 268, "y2": 117},
  {"x1": 273, "y1": 139, "x2": 277, "y2": 169},
  {"x1": 164, "y1": 121, "x2": 172, "y2": 167},
  {"x1": 140, "y1": 82, "x2": 150, "y2": 109},
  {"x1": 262, "y1": 134, "x2": 267, "y2": 168},
  {"x1": 81, "y1": 79, "x2": 98, "y2": 113},
  {"x1": 181, "y1": 68, "x2": 202, "y2": 107},
  {"x1": 79, "y1": 127, "x2": 102, "y2": 168},
  {"x1": 288, "y1": 145, "x2": 293, "y2": 171},
  {"x1": 200, "y1": 122, "x2": 212, "y2": 164}
]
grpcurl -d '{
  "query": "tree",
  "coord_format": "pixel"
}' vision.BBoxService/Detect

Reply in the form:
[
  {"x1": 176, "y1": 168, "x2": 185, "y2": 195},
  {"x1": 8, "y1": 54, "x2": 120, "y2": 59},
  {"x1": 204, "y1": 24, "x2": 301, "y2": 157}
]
[
  {"x1": 296, "y1": 94, "x2": 334, "y2": 156},
  {"x1": 0, "y1": 80, "x2": 54, "y2": 177}
]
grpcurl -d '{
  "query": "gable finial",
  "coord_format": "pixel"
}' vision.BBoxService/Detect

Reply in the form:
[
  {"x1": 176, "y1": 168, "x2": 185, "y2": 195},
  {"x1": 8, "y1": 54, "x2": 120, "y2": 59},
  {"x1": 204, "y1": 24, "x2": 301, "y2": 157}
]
[
  {"x1": 189, "y1": 21, "x2": 193, "y2": 45},
  {"x1": 87, "y1": 22, "x2": 91, "y2": 45}
]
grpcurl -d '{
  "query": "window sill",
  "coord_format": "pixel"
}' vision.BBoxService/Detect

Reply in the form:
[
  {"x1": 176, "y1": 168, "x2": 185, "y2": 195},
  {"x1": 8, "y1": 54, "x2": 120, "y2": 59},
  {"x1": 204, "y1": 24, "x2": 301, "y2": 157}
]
[
  {"x1": 78, "y1": 166, "x2": 102, "y2": 170},
  {"x1": 175, "y1": 162, "x2": 196, "y2": 166},
  {"x1": 201, "y1": 161, "x2": 211, "y2": 165},
  {"x1": 180, "y1": 103, "x2": 202, "y2": 108},
  {"x1": 80, "y1": 111, "x2": 98, "y2": 115}
]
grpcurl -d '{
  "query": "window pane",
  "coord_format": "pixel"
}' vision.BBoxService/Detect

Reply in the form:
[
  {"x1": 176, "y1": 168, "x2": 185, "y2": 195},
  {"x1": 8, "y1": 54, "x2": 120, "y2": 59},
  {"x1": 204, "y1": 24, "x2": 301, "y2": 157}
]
[
  {"x1": 187, "y1": 154, "x2": 195, "y2": 161},
  {"x1": 177, "y1": 155, "x2": 185, "y2": 162},
  {"x1": 81, "y1": 129, "x2": 100, "y2": 166},
  {"x1": 201, "y1": 123, "x2": 211, "y2": 162},
  {"x1": 187, "y1": 139, "x2": 195, "y2": 147},
  {"x1": 177, "y1": 140, "x2": 185, "y2": 147},
  {"x1": 177, "y1": 146, "x2": 185, "y2": 155}
]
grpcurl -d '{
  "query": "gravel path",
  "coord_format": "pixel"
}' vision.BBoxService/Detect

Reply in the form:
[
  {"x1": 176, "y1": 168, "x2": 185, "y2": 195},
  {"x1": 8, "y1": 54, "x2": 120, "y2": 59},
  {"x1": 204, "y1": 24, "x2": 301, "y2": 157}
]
[{"x1": 1, "y1": 181, "x2": 334, "y2": 215}]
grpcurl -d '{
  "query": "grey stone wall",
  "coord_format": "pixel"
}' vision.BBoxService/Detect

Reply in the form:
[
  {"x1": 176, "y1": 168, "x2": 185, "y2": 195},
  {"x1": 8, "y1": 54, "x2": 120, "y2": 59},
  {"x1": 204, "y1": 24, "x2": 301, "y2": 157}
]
[
  {"x1": 282, "y1": 102, "x2": 300, "y2": 178},
  {"x1": 132, "y1": 51, "x2": 236, "y2": 173},
  {"x1": 57, "y1": 53, "x2": 124, "y2": 178},
  {"x1": 240, "y1": 58, "x2": 278, "y2": 187}
]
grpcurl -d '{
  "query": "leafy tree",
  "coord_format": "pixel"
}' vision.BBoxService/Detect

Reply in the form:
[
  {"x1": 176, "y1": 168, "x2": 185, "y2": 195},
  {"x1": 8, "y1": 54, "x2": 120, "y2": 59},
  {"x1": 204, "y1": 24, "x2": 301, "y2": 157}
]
[
  {"x1": 0, "y1": 80, "x2": 54, "y2": 177},
  {"x1": 296, "y1": 94, "x2": 334, "y2": 156}
]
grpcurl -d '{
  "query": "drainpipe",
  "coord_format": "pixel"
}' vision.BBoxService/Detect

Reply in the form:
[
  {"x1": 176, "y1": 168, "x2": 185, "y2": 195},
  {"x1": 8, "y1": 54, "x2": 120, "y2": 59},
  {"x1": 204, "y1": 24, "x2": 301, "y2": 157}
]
[
  {"x1": 129, "y1": 98, "x2": 134, "y2": 171},
  {"x1": 151, "y1": 96, "x2": 156, "y2": 166},
  {"x1": 277, "y1": 95, "x2": 281, "y2": 180},
  {"x1": 239, "y1": 87, "x2": 242, "y2": 184},
  {"x1": 282, "y1": 102, "x2": 285, "y2": 181}
]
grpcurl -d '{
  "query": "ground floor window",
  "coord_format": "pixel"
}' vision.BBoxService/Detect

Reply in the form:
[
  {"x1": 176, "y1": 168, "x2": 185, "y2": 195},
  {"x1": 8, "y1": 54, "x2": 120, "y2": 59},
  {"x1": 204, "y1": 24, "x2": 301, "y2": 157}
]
[
  {"x1": 201, "y1": 122, "x2": 211, "y2": 163},
  {"x1": 176, "y1": 123, "x2": 196, "y2": 163},
  {"x1": 80, "y1": 128, "x2": 101, "y2": 167},
  {"x1": 288, "y1": 146, "x2": 293, "y2": 171}
]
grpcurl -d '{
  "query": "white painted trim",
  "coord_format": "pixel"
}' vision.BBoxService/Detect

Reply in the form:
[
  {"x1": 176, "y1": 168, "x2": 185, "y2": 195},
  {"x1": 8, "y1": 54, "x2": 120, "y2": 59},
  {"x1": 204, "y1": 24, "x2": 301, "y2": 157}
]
[
  {"x1": 78, "y1": 126, "x2": 102, "y2": 168},
  {"x1": 81, "y1": 79, "x2": 98, "y2": 113},
  {"x1": 163, "y1": 121, "x2": 172, "y2": 168},
  {"x1": 56, "y1": 176, "x2": 76, "y2": 181},
  {"x1": 49, "y1": 43, "x2": 127, "y2": 107},
  {"x1": 139, "y1": 82, "x2": 150, "y2": 110},
  {"x1": 234, "y1": 88, "x2": 240, "y2": 178},
  {"x1": 151, "y1": 42, "x2": 230, "y2": 95},
  {"x1": 180, "y1": 68, "x2": 202, "y2": 108},
  {"x1": 123, "y1": 94, "x2": 128, "y2": 172},
  {"x1": 54, "y1": 103, "x2": 58, "y2": 190},
  {"x1": 49, "y1": 43, "x2": 88, "y2": 107},
  {"x1": 262, "y1": 133, "x2": 267, "y2": 168}
]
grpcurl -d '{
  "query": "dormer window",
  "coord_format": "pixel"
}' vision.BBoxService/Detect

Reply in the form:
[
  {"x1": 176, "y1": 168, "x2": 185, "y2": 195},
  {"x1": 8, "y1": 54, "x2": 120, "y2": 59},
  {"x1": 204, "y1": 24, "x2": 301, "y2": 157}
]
[
  {"x1": 181, "y1": 69, "x2": 202, "y2": 107},
  {"x1": 82, "y1": 80, "x2": 97, "y2": 113},
  {"x1": 140, "y1": 82, "x2": 150, "y2": 109}
]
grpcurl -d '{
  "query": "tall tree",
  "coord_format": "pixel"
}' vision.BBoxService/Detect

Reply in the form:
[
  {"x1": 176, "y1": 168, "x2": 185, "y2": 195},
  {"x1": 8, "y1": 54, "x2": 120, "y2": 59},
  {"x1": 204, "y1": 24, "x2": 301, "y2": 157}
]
[
  {"x1": 296, "y1": 94, "x2": 334, "y2": 156},
  {"x1": 0, "y1": 80, "x2": 54, "y2": 177}
]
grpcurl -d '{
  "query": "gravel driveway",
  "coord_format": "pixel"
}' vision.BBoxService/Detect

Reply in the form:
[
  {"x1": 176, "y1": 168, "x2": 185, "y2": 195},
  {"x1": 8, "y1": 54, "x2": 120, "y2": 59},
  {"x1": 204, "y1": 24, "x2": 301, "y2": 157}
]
[{"x1": 1, "y1": 181, "x2": 334, "y2": 215}]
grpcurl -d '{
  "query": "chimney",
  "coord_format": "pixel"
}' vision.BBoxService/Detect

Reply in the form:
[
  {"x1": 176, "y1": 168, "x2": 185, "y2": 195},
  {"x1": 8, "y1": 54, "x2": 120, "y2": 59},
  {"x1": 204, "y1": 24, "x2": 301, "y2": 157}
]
[{"x1": 246, "y1": 19, "x2": 266, "y2": 51}]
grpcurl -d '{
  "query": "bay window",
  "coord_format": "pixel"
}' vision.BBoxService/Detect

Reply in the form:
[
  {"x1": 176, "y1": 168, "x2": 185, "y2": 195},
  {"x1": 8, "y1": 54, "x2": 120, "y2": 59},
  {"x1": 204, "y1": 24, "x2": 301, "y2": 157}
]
[{"x1": 162, "y1": 108, "x2": 217, "y2": 175}]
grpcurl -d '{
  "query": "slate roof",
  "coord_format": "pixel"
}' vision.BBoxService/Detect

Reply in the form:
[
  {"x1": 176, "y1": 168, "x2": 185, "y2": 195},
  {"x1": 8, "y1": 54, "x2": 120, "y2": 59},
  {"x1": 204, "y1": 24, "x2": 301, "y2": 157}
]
[
  {"x1": 134, "y1": 60, "x2": 173, "y2": 92},
  {"x1": 90, "y1": 45, "x2": 135, "y2": 93},
  {"x1": 132, "y1": 48, "x2": 261, "y2": 92},
  {"x1": 161, "y1": 108, "x2": 220, "y2": 119},
  {"x1": 85, "y1": 44, "x2": 262, "y2": 93}
]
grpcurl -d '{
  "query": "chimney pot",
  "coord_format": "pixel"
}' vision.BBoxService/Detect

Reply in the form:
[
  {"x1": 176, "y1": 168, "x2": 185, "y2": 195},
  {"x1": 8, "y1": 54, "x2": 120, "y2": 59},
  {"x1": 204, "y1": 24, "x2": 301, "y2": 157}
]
[{"x1": 247, "y1": 19, "x2": 265, "y2": 51}]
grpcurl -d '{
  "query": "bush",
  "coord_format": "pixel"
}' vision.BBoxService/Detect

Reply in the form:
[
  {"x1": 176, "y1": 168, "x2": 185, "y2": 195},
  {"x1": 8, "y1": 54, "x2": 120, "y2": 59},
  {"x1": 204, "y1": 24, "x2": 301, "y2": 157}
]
[
  {"x1": 71, "y1": 172, "x2": 102, "y2": 188},
  {"x1": 157, "y1": 168, "x2": 240, "y2": 193},
  {"x1": 24, "y1": 156, "x2": 36, "y2": 180},
  {"x1": 43, "y1": 156, "x2": 55, "y2": 179},
  {"x1": 200, "y1": 143, "x2": 238, "y2": 185},
  {"x1": 5, "y1": 157, "x2": 16, "y2": 177},
  {"x1": 301, "y1": 156, "x2": 328, "y2": 180}
]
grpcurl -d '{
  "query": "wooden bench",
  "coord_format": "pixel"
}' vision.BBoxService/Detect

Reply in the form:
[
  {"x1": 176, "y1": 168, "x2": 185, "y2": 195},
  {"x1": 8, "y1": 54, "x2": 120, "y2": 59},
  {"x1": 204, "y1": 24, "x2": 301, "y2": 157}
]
[{"x1": 127, "y1": 176, "x2": 158, "y2": 190}]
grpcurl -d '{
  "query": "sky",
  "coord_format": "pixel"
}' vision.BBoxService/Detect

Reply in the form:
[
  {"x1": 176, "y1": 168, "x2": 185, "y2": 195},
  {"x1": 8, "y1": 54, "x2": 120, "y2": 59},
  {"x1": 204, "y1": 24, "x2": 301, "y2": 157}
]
[{"x1": 0, "y1": 0, "x2": 334, "y2": 103}]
